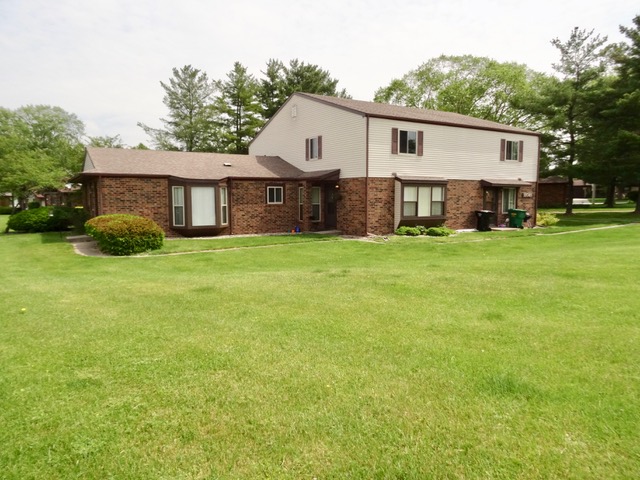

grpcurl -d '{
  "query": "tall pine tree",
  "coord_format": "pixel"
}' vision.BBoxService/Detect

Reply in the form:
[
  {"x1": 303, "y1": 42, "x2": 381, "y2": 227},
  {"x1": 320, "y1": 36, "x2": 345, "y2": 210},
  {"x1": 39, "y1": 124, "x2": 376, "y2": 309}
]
[{"x1": 138, "y1": 65, "x2": 219, "y2": 151}]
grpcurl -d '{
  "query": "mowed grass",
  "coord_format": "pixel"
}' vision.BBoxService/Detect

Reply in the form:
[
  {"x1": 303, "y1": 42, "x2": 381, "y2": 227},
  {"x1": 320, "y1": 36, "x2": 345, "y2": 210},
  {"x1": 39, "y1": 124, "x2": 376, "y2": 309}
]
[{"x1": 0, "y1": 215, "x2": 639, "y2": 479}]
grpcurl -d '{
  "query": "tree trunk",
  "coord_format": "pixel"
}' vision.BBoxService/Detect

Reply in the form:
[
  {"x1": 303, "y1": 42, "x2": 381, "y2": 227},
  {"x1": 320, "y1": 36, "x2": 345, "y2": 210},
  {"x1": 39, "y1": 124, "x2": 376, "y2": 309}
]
[
  {"x1": 635, "y1": 193, "x2": 640, "y2": 214},
  {"x1": 564, "y1": 176, "x2": 574, "y2": 215},
  {"x1": 605, "y1": 178, "x2": 616, "y2": 208}
]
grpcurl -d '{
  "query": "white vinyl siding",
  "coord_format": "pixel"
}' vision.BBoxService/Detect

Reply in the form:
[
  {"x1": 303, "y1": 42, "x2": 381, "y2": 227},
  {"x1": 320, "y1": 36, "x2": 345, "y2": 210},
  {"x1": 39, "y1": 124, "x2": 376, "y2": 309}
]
[
  {"x1": 368, "y1": 117, "x2": 539, "y2": 182},
  {"x1": 191, "y1": 186, "x2": 216, "y2": 226},
  {"x1": 250, "y1": 95, "x2": 366, "y2": 178}
]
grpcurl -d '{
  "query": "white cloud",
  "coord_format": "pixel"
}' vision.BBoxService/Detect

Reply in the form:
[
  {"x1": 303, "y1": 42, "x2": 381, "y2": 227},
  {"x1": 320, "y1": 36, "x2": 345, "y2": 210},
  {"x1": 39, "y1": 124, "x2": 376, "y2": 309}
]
[{"x1": 0, "y1": 0, "x2": 637, "y2": 147}]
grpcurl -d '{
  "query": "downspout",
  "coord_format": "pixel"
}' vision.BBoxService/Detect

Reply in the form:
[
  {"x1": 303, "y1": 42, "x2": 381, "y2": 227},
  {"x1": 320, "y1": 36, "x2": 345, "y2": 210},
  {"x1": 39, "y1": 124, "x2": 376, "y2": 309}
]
[
  {"x1": 365, "y1": 115, "x2": 370, "y2": 235},
  {"x1": 534, "y1": 136, "x2": 541, "y2": 226}
]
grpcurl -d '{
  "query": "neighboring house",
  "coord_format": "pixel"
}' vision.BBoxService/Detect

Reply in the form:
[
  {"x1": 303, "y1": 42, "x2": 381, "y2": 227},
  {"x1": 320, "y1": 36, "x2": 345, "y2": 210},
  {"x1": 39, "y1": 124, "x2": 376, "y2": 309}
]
[
  {"x1": 538, "y1": 176, "x2": 593, "y2": 208},
  {"x1": 75, "y1": 93, "x2": 540, "y2": 237}
]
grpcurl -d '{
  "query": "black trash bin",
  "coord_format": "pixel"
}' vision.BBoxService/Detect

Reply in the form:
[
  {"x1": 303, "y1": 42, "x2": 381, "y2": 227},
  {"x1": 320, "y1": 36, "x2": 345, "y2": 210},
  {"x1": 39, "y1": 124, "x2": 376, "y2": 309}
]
[{"x1": 475, "y1": 210, "x2": 494, "y2": 232}]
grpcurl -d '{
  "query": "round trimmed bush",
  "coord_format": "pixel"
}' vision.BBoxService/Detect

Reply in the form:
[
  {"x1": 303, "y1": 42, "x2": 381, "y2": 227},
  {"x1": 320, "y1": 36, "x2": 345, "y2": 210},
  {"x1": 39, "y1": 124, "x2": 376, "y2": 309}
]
[{"x1": 85, "y1": 214, "x2": 164, "y2": 256}]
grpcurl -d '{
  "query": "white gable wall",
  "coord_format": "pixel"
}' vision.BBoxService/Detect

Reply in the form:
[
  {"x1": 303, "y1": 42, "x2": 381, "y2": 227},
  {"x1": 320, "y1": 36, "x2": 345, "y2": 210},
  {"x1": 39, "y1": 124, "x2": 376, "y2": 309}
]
[
  {"x1": 250, "y1": 95, "x2": 367, "y2": 178},
  {"x1": 368, "y1": 117, "x2": 539, "y2": 181}
]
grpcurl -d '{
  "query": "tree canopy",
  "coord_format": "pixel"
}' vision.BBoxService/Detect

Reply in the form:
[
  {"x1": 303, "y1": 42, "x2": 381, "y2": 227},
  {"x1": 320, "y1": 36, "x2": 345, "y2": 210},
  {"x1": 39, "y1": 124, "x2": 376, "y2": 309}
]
[
  {"x1": 373, "y1": 55, "x2": 544, "y2": 128},
  {"x1": 0, "y1": 105, "x2": 86, "y2": 208},
  {"x1": 140, "y1": 59, "x2": 348, "y2": 153}
]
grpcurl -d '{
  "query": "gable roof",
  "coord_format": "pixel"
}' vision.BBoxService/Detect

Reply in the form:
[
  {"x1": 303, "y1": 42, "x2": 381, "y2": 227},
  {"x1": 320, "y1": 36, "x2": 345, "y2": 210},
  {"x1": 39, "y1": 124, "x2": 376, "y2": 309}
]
[
  {"x1": 293, "y1": 93, "x2": 538, "y2": 136},
  {"x1": 79, "y1": 147, "x2": 338, "y2": 181}
]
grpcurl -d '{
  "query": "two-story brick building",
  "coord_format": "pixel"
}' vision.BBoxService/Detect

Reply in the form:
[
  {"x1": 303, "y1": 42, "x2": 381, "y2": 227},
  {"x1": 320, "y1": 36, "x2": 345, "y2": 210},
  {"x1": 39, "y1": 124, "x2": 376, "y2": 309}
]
[{"x1": 77, "y1": 93, "x2": 540, "y2": 236}]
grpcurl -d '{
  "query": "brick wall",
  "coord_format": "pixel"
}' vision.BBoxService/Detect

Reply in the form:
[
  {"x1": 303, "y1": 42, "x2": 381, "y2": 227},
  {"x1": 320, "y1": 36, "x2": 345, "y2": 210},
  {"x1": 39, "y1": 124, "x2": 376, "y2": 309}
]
[
  {"x1": 97, "y1": 177, "x2": 171, "y2": 233},
  {"x1": 230, "y1": 180, "x2": 301, "y2": 235},
  {"x1": 336, "y1": 177, "x2": 538, "y2": 235},
  {"x1": 538, "y1": 183, "x2": 567, "y2": 208},
  {"x1": 337, "y1": 178, "x2": 367, "y2": 236}
]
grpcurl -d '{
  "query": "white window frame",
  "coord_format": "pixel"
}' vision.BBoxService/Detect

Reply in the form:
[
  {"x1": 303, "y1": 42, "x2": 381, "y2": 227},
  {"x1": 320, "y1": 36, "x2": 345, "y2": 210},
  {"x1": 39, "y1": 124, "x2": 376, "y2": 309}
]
[
  {"x1": 399, "y1": 130, "x2": 417, "y2": 155},
  {"x1": 502, "y1": 188, "x2": 517, "y2": 213},
  {"x1": 172, "y1": 186, "x2": 185, "y2": 227},
  {"x1": 298, "y1": 187, "x2": 304, "y2": 221},
  {"x1": 220, "y1": 187, "x2": 228, "y2": 225},
  {"x1": 311, "y1": 186, "x2": 321, "y2": 222},
  {"x1": 402, "y1": 185, "x2": 445, "y2": 218},
  {"x1": 267, "y1": 186, "x2": 284, "y2": 205}
]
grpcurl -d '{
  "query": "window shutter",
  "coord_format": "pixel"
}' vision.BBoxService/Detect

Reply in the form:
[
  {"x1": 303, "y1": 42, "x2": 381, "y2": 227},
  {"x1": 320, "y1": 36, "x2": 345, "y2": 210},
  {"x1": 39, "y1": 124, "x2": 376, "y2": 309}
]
[
  {"x1": 500, "y1": 139, "x2": 506, "y2": 162},
  {"x1": 391, "y1": 128, "x2": 398, "y2": 154},
  {"x1": 305, "y1": 138, "x2": 310, "y2": 161},
  {"x1": 417, "y1": 131, "x2": 424, "y2": 156},
  {"x1": 518, "y1": 140, "x2": 524, "y2": 162},
  {"x1": 317, "y1": 136, "x2": 323, "y2": 159}
]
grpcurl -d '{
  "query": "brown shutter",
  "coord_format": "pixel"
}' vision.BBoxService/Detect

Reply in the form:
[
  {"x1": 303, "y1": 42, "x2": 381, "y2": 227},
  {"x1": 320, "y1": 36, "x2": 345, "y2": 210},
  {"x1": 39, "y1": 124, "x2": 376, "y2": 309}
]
[
  {"x1": 500, "y1": 139, "x2": 506, "y2": 162},
  {"x1": 518, "y1": 140, "x2": 524, "y2": 162},
  {"x1": 305, "y1": 138, "x2": 310, "y2": 161},
  {"x1": 317, "y1": 136, "x2": 322, "y2": 159},
  {"x1": 417, "y1": 131, "x2": 424, "y2": 156},
  {"x1": 391, "y1": 128, "x2": 398, "y2": 154}
]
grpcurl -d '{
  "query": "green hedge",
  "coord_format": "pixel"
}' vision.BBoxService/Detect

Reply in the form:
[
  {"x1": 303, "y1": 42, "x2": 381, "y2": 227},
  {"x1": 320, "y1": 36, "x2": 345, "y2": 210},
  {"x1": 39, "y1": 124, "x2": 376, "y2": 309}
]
[
  {"x1": 85, "y1": 214, "x2": 164, "y2": 256},
  {"x1": 6, "y1": 206, "x2": 82, "y2": 233},
  {"x1": 395, "y1": 225, "x2": 456, "y2": 237}
]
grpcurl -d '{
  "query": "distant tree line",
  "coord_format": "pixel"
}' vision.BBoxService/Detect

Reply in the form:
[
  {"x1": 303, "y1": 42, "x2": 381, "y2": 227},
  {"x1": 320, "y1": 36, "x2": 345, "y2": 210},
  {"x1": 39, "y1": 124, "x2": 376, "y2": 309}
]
[{"x1": 138, "y1": 59, "x2": 348, "y2": 154}]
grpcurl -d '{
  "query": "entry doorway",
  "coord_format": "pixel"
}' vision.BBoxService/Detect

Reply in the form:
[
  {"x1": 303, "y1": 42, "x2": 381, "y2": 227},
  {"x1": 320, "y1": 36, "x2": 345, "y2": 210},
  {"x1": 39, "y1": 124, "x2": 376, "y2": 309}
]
[{"x1": 324, "y1": 184, "x2": 338, "y2": 229}]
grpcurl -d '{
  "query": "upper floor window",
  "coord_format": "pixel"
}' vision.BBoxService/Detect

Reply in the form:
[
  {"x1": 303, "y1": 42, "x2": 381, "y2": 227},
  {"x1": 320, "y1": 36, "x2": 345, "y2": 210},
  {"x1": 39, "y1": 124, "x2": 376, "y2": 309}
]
[
  {"x1": 392, "y1": 128, "x2": 424, "y2": 156},
  {"x1": 501, "y1": 139, "x2": 523, "y2": 162},
  {"x1": 305, "y1": 136, "x2": 322, "y2": 160},
  {"x1": 267, "y1": 186, "x2": 284, "y2": 204}
]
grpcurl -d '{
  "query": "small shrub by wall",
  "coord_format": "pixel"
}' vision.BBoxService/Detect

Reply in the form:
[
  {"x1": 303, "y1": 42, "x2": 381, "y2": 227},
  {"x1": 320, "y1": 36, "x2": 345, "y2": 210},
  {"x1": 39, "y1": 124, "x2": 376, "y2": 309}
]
[{"x1": 85, "y1": 214, "x2": 164, "y2": 256}]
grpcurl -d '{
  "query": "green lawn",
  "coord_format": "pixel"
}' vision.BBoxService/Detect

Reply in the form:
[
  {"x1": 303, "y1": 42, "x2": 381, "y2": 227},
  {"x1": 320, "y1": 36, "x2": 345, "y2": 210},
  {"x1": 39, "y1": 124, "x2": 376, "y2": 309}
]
[{"x1": 1, "y1": 214, "x2": 639, "y2": 479}]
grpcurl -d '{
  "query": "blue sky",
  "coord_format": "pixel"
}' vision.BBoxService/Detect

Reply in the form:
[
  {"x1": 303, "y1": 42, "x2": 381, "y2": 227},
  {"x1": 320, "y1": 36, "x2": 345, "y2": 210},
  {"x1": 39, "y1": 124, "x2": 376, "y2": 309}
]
[{"x1": 0, "y1": 0, "x2": 637, "y2": 147}]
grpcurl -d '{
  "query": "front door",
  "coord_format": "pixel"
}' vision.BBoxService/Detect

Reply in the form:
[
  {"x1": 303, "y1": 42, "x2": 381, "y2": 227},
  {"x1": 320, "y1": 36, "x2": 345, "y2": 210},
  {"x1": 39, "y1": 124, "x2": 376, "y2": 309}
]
[{"x1": 324, "y1": 184, "x2": 338, "y2": 229}]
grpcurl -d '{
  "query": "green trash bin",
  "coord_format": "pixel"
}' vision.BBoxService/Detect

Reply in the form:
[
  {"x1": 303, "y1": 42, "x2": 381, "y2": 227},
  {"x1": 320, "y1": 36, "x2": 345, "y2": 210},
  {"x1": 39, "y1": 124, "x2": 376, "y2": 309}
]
[{"x1": 508, "y1": 209, "x2": 528, "y2": 228}]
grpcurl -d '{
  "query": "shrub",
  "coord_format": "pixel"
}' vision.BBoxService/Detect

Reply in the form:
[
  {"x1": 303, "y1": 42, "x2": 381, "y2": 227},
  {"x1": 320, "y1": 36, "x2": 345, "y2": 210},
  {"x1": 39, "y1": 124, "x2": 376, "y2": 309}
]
[
  {"x1": 425, "y1": 226, "x2": 456, "y2": 237},
  {"x1": 7, "y1": 206, "x2": 75, "y2": 233},
  {"x1": 536, "y1": 212, "x2": 559, "y2": 227},
  {"x1": 0, "y1": 206, "x2": 15, "y2": 215},
  {"x1": 395, "y1": 226, "x2": 421, "y2": 236},
  {"x1": 85, "y1": 214, "x2": 164, "y2": 256},
  {"x1": 27, "y1": 201, "x2": 41, "y2": 209},
  {"x1": 627, "y1": 190, "x2": 639, "y2": 202}
]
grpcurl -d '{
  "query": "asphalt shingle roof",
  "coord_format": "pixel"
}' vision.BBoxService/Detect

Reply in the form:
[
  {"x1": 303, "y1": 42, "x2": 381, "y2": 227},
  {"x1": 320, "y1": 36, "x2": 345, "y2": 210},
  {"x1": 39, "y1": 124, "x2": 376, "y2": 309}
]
[
  {"x1": 81, "y1": 148, "x2": 338, "y2": 181},
  {"x1": 295, "y1": 93, "x2": 538, "y2": 136}
]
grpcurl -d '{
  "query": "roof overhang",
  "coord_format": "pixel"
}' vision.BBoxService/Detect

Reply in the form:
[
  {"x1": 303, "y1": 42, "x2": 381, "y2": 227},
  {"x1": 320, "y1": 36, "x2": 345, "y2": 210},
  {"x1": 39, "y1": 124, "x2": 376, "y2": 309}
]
[
  {"x1": 394, "y1": 174, "x2": 448, "y2": 184},
  {"x1": 481, "y1": 179, "x2": 532, "y2": 187}
]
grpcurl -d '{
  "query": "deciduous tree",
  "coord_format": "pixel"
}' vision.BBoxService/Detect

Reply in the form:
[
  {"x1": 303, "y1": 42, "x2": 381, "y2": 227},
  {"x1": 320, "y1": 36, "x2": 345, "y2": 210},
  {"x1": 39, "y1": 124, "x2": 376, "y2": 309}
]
[{"x1": 374, "y1": 55, "x2": 544, "y2": 128}]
